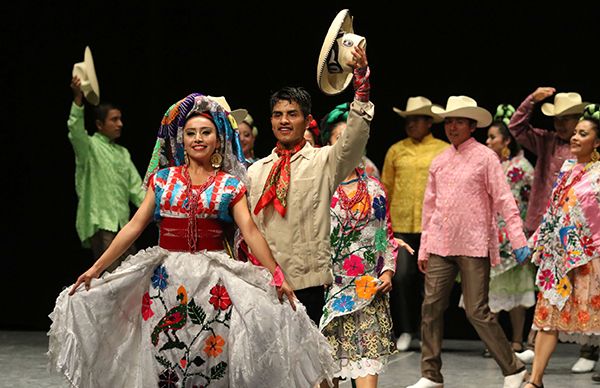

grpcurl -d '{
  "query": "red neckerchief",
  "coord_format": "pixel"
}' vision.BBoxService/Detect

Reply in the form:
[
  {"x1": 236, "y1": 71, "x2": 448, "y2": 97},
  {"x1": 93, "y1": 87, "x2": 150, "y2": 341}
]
[{"x1": 253, "y1": 139, "x2": 306, "y2": 217}]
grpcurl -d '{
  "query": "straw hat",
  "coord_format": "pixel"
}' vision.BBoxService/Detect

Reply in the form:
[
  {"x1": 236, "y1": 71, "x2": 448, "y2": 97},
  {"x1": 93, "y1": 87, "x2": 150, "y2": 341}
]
[
  {"x1": 431, "y1": 96, "x2": 492, "y2": 128},
  {"x1": 393, "y1": 96, "x2": 443, "y2": 123},
  {"x1": 541, "y1": 92, "x2": 589, "y2": 117},
  {"x1": 207, "y1": 96, "x2": 233, "y2": 112},
  {"x1": 72, "y1": 46, "x2": 100, "y2": 106},
  {"x1": 317, "y1": 9, "x2": 366, "y2": 95}
]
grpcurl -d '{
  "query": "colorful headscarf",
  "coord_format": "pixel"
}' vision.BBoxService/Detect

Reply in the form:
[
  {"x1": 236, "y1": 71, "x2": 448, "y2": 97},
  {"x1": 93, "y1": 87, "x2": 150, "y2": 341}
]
[
  {"x1": 143, "y1": 93, "x2": 247, "y2": 187},
  {"x1": 320, "y1": 102, "x2": 350, "y2": 145},
  {"x1": 493, "y1": 104, "x2": 515, "y2": 127}
]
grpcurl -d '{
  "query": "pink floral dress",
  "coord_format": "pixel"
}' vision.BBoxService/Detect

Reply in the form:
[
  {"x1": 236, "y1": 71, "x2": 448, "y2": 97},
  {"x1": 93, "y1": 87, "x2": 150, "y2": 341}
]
[{"x1": 531, "y1": 160, "x2": 600, "y2": 344}]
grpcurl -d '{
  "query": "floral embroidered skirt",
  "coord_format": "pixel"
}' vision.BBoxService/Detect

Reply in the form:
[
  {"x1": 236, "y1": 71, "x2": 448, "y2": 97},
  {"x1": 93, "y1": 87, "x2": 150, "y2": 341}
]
[
  {"x1": 533, "y1": 259, "x2": 600, "y2": 346},
  {"x1": 48, "y1": 246, "x2": 337, "y2": 387},
  {"x1": 321, "y1": 294, "x2": 396, "y2": 379}
]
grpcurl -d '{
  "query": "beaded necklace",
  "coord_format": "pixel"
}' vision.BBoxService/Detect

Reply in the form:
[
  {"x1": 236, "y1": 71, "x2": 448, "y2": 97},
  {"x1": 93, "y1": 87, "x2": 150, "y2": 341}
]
[
  {"x1": 183, "y1": 165, "x2": 217, "y2": 252},
  {"x1": 336, "y1": 170, "x2": 371, "y2": 234},
  {"x1": 551, "y1": 162, "x2": 592, "y2": 211}
]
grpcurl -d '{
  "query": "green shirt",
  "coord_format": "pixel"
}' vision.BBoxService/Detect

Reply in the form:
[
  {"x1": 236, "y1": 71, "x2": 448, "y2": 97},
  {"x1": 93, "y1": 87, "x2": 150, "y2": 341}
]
[{"x1": 68, "y1": 103, "x2": 145, "y2": 247}]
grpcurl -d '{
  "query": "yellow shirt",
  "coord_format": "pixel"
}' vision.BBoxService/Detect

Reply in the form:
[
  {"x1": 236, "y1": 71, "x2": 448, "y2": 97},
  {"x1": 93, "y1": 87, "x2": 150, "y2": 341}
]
[{"x1": 381, "y1": 133, "x2": 449, "y2": 233}]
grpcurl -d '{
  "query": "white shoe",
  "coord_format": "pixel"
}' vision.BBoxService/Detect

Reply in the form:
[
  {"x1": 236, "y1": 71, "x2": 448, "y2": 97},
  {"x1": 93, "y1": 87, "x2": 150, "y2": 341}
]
[
  {"x1": 503, "y1": 369, "x2": 527, "y2": 388},
  {"x1": 571, "y1": 357, "x2": 596, "y2": 373},
  {"x1": 396, "y1": 332, "x2": 412, "y2": 351},
  {"x1": 406, "y1": 377, "x2": 443, "y2": 388},
  {"x1": 516, "y1": 349, "x2": 535, "y2": 364}
]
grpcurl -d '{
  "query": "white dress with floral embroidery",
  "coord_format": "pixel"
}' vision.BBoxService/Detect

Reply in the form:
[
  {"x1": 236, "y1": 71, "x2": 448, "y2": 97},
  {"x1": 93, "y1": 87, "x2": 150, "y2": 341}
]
[
  {"x1": 488, "y1": 153, "x2": 536, "y2": 312},
  {"x1": 320, "y1": 175, "x2": 398, "y2": 379},
  {"x1": 48, "y1": 166, "x2": 336, "y2": 387}
]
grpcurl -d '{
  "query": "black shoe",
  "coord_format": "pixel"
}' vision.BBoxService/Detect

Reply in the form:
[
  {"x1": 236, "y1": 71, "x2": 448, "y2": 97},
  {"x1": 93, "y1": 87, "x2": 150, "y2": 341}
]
[
  {"x1": 482, "y1": 348, "x2": 491, "y2": 358},
  {"x1": 592, "y1": 372, "x2": 600, "y2": 382}
]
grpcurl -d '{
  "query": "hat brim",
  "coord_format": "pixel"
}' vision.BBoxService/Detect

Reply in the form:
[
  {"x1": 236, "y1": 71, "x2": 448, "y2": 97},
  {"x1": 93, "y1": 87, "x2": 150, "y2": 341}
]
[
  {"x1": 72, "y1": 46, "x2": 100, "y2": 106},
  {"x1": 431, "y1": 106, "x2": 492, "y2": 128},
  {"x1": 393, "y1": 106, "x2": 444, "y2": 123},
  {"x1": 230, "y1": 109, "x2": 248, "y2": 127},
  {"x1": 541, "y1": 102, "x2": 589, "y2": 117},
  {"x1": 317, "y1": 9, "x2": 354, "y2": 95}
]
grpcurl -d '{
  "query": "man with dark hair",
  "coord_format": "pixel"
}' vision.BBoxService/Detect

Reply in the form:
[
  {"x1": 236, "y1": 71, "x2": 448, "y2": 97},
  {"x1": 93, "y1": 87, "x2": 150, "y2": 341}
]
[
  {"x1": 68, "y1": 76, "x2": 145, "y2": 271},
  {"x1": 246, "y1": 46, "x2": 372, "y2": 325}
]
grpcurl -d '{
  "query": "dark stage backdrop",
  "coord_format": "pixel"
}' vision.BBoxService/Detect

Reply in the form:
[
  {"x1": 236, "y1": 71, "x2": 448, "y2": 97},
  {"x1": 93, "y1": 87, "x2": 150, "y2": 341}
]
[{"x1": 3, "y1": 0, "x2": 598, "y2": 340}]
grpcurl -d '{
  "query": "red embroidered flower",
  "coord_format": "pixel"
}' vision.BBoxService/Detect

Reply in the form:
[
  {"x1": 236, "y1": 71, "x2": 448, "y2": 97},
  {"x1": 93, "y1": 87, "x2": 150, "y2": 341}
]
[
  {"x1": 331, "y1": 196, "x2": 339, "y2": 208},
  {"x1": 578, "y1": 310, "x2": 590, "y2": 324},
  {"x1": 507, "y1": 167, "x2": 524, "y2": 183},
  {"x1": 560, "y1": 310, "x2": 571, "y2": 324},
  {"x1": 581, "y1": 236, "x2": 595, "y2": 256},
  {"x1": 538, "y1": 269, "x2": 554, "y2": 290},
  {"x1": 209, "y1": 284, "x2": 232, "y2": 310},
  {"x1": 141, "y1": 292, "x2": 154, "y2": 321},
  {"x1": 343, "y1": 254, "x2": 365, "y2": 277},
  {"x1": 591, "y1": 295, "x2": 600, "y2": 310}
]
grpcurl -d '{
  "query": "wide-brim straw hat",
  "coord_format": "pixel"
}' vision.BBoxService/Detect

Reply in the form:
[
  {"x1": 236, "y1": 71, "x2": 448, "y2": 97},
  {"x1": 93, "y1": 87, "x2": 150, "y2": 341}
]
[
  {"x1": 541, "y1": 92, "x2": 589, "y2": 117},
  {"x1": 72, "y1": 46, "x2": 100, "y2": 106},
  {"x1": 431, "y1": 95, "x2": 492, "y2": 128},
  {"x1": 230, "y1": 108, "x2": 249, "y2": 128},
  {"x1": 317, "y1": 9, "x2": 366, "y2": 96},
  {"x1": 393, "y1": 96, "x2": 443, "y2": 123}
]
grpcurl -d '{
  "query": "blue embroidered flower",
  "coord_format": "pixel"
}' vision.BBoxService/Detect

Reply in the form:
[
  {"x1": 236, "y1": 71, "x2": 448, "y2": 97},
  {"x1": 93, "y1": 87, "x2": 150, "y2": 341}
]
[
  {"x1": 151, "y1": 265, "x2": 169, "y2": 290},
  {"x1": 332, "y1": 295, "x2": 355, "y2": 312},
  {"x1": 373, "y1": 195, "x2": 386, "y2": 221}
]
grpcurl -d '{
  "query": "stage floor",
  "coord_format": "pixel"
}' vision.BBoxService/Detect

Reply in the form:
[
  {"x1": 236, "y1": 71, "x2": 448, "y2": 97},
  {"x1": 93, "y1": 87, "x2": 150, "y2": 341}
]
[{"x1": 1, "y1": 331, "x2": 597, "y2": 387}]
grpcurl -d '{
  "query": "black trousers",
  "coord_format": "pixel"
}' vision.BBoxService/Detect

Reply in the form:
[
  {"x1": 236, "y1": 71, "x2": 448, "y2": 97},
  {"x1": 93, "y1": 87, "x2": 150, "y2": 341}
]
[
  {"x1": 90, "y1": 229, "x2": 137, "y2": 273},
  {"x1": 389, "y1": 232, "x2": 423, "y2": 336},
  {"x1": 295, "y1": 285, "x2": 325, "y2": 326}
]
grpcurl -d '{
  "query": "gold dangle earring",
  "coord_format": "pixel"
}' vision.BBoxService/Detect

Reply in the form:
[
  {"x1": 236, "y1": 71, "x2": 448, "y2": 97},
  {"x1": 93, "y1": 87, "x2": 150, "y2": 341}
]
[
  {"x1": 501, "y1": 146, "x2": 510, "y2": 160},
  {"x1": 210, "y1": 152, "x2": 223, "y2": 169},
  {"x1": 591, "y1": 149, "x2": 600, "y2": 163},
  {"x1": 184, "y1": 151, "x2": 190, "y2": 165}
]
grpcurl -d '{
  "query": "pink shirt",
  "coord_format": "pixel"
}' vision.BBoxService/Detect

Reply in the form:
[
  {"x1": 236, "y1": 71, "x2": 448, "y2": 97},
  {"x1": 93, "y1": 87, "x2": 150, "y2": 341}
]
[
  {"x1": 418, "y1": 137, "x2": 528, "y2": 265},
  {"x1": 509, "y1": 94, "x2": 573, "y2": 233}
]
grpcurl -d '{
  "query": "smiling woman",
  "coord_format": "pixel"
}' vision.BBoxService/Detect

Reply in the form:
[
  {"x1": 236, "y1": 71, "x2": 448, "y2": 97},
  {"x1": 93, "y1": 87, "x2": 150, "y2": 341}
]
[
  {"x1": 525, "y1": 104, "x2": 600, "y2": 388},
  {"x1": 47, "y1": 93, "x2": 337, "y2": 388}
]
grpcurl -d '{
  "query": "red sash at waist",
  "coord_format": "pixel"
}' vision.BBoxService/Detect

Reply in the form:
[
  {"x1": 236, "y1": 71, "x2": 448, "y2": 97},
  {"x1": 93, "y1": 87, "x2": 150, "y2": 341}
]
[{"x1": 159, "y1": 217, "x2": 224, "y2": 252}]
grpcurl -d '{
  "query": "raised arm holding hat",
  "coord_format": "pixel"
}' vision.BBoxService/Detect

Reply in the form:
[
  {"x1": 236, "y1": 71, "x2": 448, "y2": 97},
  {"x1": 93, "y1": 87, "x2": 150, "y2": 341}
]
[
  {"x1": 408, "y1": 96, "x2": 529, "y2": 388},
  {"x1": 247, "y1": 9, "x2": 373, "y2": 329},
  {"x1": 382, "y1": 96, "x2": 449, "y2": 352},
  {"x1": 68, "y1": 47, "x2": 145, "y2": 272}
]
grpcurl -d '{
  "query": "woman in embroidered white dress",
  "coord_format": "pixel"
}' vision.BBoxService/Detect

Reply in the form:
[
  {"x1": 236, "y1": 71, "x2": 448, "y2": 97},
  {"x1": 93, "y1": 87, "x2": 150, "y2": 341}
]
[
  {"x1": 524, "y1": 104, "x2": 600, "y2": 388},
  {"x1": 484, "y1": 105, "x2": 535, "y2": 353},
  {"x1": 48, "y1": 93, "x2": 336, "y2": 388},
  {"x1": 318, "y1": 105, "x2": 412, "y2": 388}
]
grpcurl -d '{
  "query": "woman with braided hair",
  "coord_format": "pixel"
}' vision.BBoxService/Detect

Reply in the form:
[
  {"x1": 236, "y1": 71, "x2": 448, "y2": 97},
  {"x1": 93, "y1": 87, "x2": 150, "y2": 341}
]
[
  {"x1": 48, "y1": 93, "x2": 337, "y2": 388},
  {"x1": 482, "y1": 104, "x2": 536, "y2": 354},
  {"x1": 320, "y1": 102, "x2": 380, "y2": 178},
  {"x1": 524, "y1": 104, "x2": 600, "y2": 388}
]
